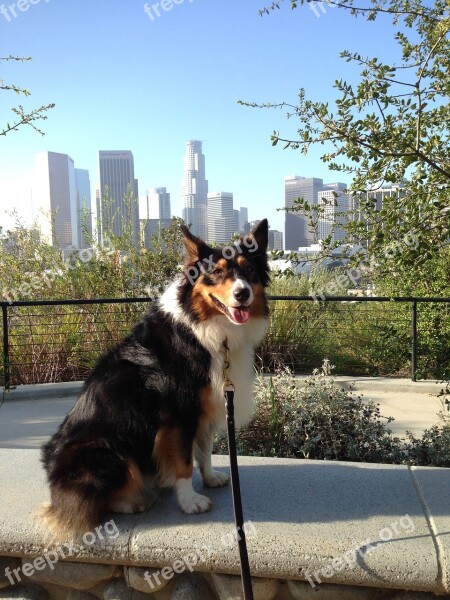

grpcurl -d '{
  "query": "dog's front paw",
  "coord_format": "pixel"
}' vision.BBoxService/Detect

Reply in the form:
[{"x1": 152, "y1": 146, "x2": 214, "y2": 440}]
[
  {"x1": 176, "y1": 478, "x2": 212, "y2": 514},
  {"x1": 180, "y1": 492, "x2": 212, "y2": 514},
  {"x1": 203, "y1": 469, "x2": 229, "y2": 488}
]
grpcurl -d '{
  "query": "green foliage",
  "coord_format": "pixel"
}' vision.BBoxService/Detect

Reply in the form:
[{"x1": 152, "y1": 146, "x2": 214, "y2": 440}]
[
  {"x1": 215, "y1": 362, "x2": 450, "y2": 466},
  {"x1": 262, "y1": 274, "x2": 421, "y2": 377},
  {"x1": 1, "y1": 55, "x2": 54, "y2": 136},
  {"x1": 0, "y1": 211, "x2": 185, "y2": 385},
  {"x1": 0, "y1": 210, "x2": 185, "y2": 302},
  {"x1": 215, "y1": 361, "x2": 406, "y2": 463},
  {"x1": 405, "y1": 424, "x2": 450, "y2": 467},
  {"x1": 250, "y1": 0, "x2": 450, "y2": 289},
  {"x1": 374, "y1": 249, "x2": 450, "y2": 379}
]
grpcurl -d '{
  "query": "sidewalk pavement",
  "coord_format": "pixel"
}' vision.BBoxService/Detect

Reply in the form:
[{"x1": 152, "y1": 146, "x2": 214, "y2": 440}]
[{"x1": 0, "y1": 377, "x2": 445, "y2": 449}]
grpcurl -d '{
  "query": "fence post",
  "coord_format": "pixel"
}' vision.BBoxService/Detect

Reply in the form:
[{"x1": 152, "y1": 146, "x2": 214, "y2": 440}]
[
  {"x1": 411, "y1": 300, "x2": 417, "y2": 382},
  {"x1": 2, "y1": 303, "x2": 11, "y2": 390}
]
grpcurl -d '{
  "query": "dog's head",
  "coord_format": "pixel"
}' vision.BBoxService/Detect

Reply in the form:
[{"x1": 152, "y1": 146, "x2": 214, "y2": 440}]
[{"x1": 179, "y1": 219, "x2": 270, "y2": 324}]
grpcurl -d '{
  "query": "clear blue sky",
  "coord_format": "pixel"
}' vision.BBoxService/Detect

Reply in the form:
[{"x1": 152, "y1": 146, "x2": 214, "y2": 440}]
[{"x1": 0, "y1": 0, "x2": 402, "y2": 233}]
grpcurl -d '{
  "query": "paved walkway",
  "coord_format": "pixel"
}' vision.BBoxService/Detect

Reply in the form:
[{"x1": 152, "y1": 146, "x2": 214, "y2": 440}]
[{"x1": 0, "y1": 377, "x2": 445, "y2": 448}]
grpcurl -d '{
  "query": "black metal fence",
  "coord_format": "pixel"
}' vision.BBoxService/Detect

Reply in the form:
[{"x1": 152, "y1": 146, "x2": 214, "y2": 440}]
[{"x1": 1, "y1": 296, "x2": 449, "y2": 390}]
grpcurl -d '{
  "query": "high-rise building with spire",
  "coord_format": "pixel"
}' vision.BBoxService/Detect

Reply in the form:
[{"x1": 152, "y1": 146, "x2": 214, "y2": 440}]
[{"x1": 182, "y1": 140, "x2": 208, "y2": 239}]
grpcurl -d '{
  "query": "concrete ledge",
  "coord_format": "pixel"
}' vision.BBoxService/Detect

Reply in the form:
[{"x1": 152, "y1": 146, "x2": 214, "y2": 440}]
[
  {"x1": 295, "y1": 376, "x2": 444, "y2": 395},
  {"x1": 0, "y1": 450, "x2": 449, "y2": 598},
  {"x1": 2, "y1": 382, "x2": 83, "y2": 402}
]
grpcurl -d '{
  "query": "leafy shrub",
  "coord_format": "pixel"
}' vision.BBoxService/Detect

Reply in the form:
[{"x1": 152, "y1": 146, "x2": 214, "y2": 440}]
[
  {"x1": 214, "y1": 361, "x2": 406, "y2": 463},
  {"x1": 405, "y1": 423, "x2": 450, "y2": 467}
]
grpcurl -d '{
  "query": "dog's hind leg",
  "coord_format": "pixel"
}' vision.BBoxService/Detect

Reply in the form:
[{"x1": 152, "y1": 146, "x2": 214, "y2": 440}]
[
  {"x1": 105, "y1": 460, "x2": 153, "y2": 514},
  {"x1": 152, "y1": 425, "x2": 212, "y2": 514}
]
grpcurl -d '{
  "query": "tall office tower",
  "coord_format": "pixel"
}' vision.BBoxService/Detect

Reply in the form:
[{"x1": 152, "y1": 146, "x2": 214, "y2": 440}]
[
  {"x1": 233, "y1": 209, "x2": 240, "y2": 235},
  {"x1": 182, "y1": 140, "x2": 208, "y2": 239},
  {"x1": 33, "y1": 151, "x2": 78, "y2": 249},
  {"x1": 349, "y1": 183, "x2": 405, "y2": 248},
  {"x1": 142, "y1": 219, "x2": 172, "y2": 250},
  {"x1": 284, "y1": 176, "x2": 324, "y2": 250},
  {"x1": 207, "y1": 192, "x2": 235, "y2": 244},
  {"x1": 238, "y1": 207, "x2": 249, "y2": 233},
  {"x1": 317, "y1": 183, "x2": 349, "y2": 243},
  {"x1": 351, "y1": 183, "x2": 404, "y2": 214},
  {"x1": 97, "y1": 151, "x2": 139, "y2": 246},
  {"x1": 140, "y1": 187, "x2": 171, "y2": 220},
  {"x1": 75, "y1": 169, "x2": 92, "y2": 249},
  {"x1": 268, "y1": 229, "x2": 283, "y2": 251}
]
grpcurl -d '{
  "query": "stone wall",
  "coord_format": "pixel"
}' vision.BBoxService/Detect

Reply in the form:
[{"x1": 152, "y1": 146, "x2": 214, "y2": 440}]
[{"x1": 0, "y1": 557, "x2": 446, "y2": 600}]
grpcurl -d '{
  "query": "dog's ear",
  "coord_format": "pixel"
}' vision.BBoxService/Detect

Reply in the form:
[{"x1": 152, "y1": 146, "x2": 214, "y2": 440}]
[
  {"x1": 240, "y1": 219, "x2": 270, "y2": 287},
  {"x1": 180, "y1": 224, "x2": 212, "y2": 263},
  {"x1": 242, "y1": 219, "x2": 268, "y2": 254}
]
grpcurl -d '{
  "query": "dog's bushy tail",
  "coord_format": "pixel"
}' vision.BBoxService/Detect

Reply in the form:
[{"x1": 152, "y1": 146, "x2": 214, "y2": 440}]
[
  {"x1": 39, "y1": 488, "x2": 101, "y2": 542},
  {"x1": 40, "y1": 439, "x2": 129, "y2": 542}
]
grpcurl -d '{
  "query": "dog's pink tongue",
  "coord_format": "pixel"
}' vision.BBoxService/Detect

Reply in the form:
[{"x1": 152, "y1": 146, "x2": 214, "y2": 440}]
[{"x1": 228, "y1": 306, "x2": 250, "y2": 324}]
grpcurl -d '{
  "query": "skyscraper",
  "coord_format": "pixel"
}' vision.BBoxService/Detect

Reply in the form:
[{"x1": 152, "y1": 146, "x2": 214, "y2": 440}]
[
  {"x1": 140, "y1": 187, "x2": 171, "y2": 220},
  {"x1": 182, "y1": 140, "x2": 208, "y2": 239},
  {"x1": 33, "y1": 151, "x2": 78, "y2": 249},
  {"x1": 268, "y1": 230, "x2": 283, "y2": 251},
  {"x1": 97, "y1": 151, "x2": 139, "y2": 246},
  {"x1": 207, "y1": 192, "x2": 235, "y2": 244},
  {"x1": 284, "y1": 176, "x2": 323, "y2": 250},
  {"x1": 75, "y1": 169, "x2": 92, "y2": 249},
  {"x1": 318, "y1": 183, "x2": 349, "y2": 243},
  {"x1": 238, "y1": 207, "x2": 249, "y2": 234}
]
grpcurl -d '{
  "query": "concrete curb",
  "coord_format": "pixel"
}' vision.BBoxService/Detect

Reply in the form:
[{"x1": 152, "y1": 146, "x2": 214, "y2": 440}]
[
  {"x1": 303, "y1": 376, "x2": 445, "y2": 395},
  {"x1": 2, "y1": 381, "x2": 83, "y2": 401},
  {"x1": 2, "y1": 376, "x2": 445, "y2": 402}
]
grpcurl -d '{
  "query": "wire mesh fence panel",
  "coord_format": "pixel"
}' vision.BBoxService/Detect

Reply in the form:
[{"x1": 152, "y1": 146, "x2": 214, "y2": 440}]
[
  {"x1": 0, "y1": 297, "x2": 449, "y2": 386},
  {"x1": 416, "y1": 301, "x2": 450, "y2": 380},
  {"x1": 258, "y1": 299, "x2": 411, "y2": 375},
  {"x1": 5, "y1": 301, "x2": 150, "y2": 385}
]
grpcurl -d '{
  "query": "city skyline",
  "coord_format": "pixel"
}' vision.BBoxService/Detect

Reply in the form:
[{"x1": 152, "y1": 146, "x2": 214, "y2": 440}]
[
  {"x1": 0, "y1": 2, "x2": 402, "y2": 236},
  {"x1": 20, "y1": 143, "x2": 359, "y2": 252},
  {"x1": 20, "y1": 136, "x2": 374, "y2": 253}
]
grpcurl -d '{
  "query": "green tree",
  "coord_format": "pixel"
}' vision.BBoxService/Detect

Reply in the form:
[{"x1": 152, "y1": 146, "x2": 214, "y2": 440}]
[
  {"x1": 247, "y1": 0, "x2": 450, "y2": 289},
  {"x1": 1, "y1": 55, "x2": 54, "y2": 136}
]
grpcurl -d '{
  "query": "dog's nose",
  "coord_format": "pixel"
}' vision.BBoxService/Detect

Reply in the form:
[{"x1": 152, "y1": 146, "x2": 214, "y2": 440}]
[{"x1": 233, "y1": 287, "x2": 250, "y2": 303}]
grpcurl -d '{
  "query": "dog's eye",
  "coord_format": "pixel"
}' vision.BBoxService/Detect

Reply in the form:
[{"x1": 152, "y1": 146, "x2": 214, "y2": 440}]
[
  {"x1": 211, "y1": 268, "x2": 223, "y2": 276},
  {"x1": 243, "y1": 265, "x2": 254, "y2": 275}
]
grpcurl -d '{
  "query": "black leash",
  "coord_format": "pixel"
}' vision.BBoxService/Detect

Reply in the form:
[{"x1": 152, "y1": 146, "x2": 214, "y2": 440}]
[{"x1": 223, "y1": 343, "x2": 254, "y2": 600}]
